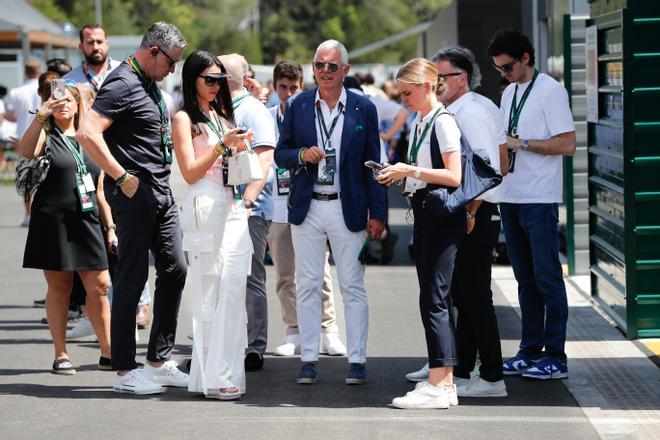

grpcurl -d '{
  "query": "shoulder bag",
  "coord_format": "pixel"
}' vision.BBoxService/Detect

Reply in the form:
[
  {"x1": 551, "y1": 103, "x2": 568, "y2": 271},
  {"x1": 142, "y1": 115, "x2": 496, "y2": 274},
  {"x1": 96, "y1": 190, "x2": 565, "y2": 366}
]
[{"x1": 15, "y1": 135, "x2": 52, "y2": 198}]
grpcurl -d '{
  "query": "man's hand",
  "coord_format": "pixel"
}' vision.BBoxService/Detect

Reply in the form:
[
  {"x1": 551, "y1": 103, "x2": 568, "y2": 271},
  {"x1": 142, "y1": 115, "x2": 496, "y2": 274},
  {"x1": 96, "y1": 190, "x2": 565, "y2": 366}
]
[
  {"x1": 120, "y1": 174, "x2": 139, "y2": 198},
  {"x1": 506, "y1": 135, "x2": 523, "y2": 150},
  {"x1": 367, "y1": 218, "x2": 385, "y2": 240},
  {"x1": 302, "y1": 146, "x2": 325, "y2": 164}
]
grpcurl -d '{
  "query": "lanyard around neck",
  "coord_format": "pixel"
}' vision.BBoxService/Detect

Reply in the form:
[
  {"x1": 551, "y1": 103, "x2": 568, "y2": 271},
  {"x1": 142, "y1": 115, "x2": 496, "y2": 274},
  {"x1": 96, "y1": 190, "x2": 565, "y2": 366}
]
[
  {"x1": 83, "y1": 58, "x2": 110, "y2": 93},
  {"x1": 508, "y1": 69, "x2": 539, "y2": 136},
  {"x1": 56, "y1": 128, "x2": 87, "y2": 174},
  {"x1": 200, "y1": 110, "x2": 226, "y2": 140},
  {"x1": 409, "y1": 105, "x2": 445, "y2": 166},
  {"x1": 316, "y1": 100, "x2": 343, "y2": 151}
]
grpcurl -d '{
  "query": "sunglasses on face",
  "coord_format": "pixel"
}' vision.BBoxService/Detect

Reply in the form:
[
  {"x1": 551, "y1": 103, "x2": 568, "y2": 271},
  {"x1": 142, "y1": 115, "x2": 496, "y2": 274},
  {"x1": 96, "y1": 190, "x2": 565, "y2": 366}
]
[
  {"x1": 314, "y1": 61, "x2": 340, "y2": 73},
  {"x1": 437, "y1": 72, "x2": 463, "y2": 80},
  {"x1": 493, "y1": 58, "x2": 520, "y2": 73},
  {"x1": 199, "y1": 75, "x2": 225, "y2": 87},
  {"x1": 158, "y1": 47, "x2": 177, "y2": 67}
]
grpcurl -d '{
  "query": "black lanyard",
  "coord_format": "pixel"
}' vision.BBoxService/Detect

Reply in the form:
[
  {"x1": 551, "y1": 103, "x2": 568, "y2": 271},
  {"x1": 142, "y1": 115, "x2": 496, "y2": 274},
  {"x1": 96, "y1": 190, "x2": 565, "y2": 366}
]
[
  {"x1": 508, "y1": 69, "x2": 539, "y2": 136},
  {"x1": 316, "y1": 100, "x2": 343, "y2": 152},
  {"x1": 127, "y1": 56, "x2": 172, "y2": 164},
  {"x1": 409, "y1": 106, "x2": 445, "y2": 165},
  {"x1": 276, "y1": 107, "x2": 283, "y2": 132}
]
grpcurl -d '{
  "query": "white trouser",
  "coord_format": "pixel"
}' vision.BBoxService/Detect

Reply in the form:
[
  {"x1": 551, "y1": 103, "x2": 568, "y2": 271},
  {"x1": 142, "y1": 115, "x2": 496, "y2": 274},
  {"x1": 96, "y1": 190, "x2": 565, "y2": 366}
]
[
  {"x1": 181, "y1": 179, "x2": 252, "y2": 395},
  {"x1": 291, "y1": 198, "x2": 368, "y2": 364}
]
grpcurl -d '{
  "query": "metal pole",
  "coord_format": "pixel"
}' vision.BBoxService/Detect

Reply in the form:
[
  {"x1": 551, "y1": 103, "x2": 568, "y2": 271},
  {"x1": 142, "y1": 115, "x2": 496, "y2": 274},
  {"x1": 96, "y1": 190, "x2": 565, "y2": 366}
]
[{"x1": 96, "y1": 0, "x2": 102, "y2": 26}]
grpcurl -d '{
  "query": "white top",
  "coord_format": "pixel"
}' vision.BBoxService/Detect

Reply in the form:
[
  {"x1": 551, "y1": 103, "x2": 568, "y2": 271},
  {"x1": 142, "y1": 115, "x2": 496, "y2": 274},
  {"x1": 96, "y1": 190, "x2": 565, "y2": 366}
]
[
  {"x1": 498, "y1": 72, "x2": 575, "y2": 203},
  {"x1": 233, "y1": 92, "x2": 277, "y2": 149},
  {"x1": 447, "y1": 92, "x2": 502, "y2": 203},
  {"x1": 370, "y1": 95, "x2": 404, "y2": 162},
  {"x1": 269, "y1": 104, "x2": 289, "y2": 224},
  {"x1": 313, "y1": 88, "x2": 347, "y2": 195},
  {"x1": 407, "y1": 102, "x2": 461, "y2": 190},
  {"x1": 63, "y1": 58, "x2": 121, "y2": 90},
  {"x1": 473, "y1": 92, "x2": 507, "y2": 146},
  {"x1": 6, "y1": 79, "x2": 40, "y2": 138}
]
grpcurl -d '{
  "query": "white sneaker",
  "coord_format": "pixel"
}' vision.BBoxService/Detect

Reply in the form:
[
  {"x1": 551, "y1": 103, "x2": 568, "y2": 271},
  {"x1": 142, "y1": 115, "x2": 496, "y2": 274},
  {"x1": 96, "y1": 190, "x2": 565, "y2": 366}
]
[
  {"x1": 320, "y1": 332, "x2": 347, "y2": 356},
  {"x1": 392, "y1": 382, "x2": 450, "y2": 409},
  {"x1": 142, "y1": 360, "x2": 189, "y2": 387},
  {"x1": 457, "y1": 377, "x2": 508, "y2": 398},
  {"x1": 274, "y1": 334, "x2": 300, "y2": 356},
  {"x1": 405, "y1": 362, "x2": 429, "y2": 382},
  {"x1": 445, "y1": 383, "x2": 459, "y2": 406},
  {"x1": 66, "y1": 317, "x2": 95, "y2": 340},
  {"x1": 113, "y1": 368, "x2": 164, "y2": 395}
]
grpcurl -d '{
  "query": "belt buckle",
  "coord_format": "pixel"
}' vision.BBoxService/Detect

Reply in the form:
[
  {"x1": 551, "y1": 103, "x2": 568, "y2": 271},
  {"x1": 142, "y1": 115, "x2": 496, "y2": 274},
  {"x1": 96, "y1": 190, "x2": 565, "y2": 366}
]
[{"x1": 317, "y1": 193, "x2": 330, "y2": 201}]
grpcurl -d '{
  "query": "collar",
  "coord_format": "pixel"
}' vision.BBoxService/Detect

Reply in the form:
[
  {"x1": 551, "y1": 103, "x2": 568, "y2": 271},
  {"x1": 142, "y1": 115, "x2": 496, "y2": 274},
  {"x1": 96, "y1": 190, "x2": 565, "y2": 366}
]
[
  {"x1": 315, "y1": 87, "x2": 347, "y2": 111},
  {"x1": 446, "y1": 91, "x2": 474, "y2": 114},
  {"x1": 416, "y1": 102, "x2": 445, "y2": 125},
  {"x1": 232, "y1": 88, "x2": 251, "y2": 107}
]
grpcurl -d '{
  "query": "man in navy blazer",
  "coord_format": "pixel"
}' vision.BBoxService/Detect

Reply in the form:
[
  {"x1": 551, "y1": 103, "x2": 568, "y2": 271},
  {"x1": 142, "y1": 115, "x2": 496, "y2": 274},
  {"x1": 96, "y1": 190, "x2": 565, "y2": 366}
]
[{"x1": 275, "y1": 39, "x2": 386, "y2": 385}]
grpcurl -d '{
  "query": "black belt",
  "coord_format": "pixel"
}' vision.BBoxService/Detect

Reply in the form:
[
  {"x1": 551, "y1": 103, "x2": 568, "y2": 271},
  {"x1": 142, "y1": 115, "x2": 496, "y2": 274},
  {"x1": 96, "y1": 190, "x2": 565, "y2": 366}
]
[{"x1": 312, "y1": 192, "x2": 339, "y2": 201}]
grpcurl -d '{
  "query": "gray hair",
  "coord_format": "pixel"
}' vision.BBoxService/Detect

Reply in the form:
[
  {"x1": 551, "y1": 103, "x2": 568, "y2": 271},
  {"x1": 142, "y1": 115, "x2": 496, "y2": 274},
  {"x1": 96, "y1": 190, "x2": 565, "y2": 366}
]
[
  {"x1": 140, "y1": 21, "x2": 187, "y2": 51},
  {"x1": 431, "y1": 46, "x2": 482, "y2": 90},
  {"x1": 314, "y1": 40, "x2": 349, "y2": 65}
]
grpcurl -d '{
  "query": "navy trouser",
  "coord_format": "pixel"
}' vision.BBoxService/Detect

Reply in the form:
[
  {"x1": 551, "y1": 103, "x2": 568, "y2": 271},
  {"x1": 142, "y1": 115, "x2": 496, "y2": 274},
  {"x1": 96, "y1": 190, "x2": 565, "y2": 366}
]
[
  {"x1": 452, "y1": 202, "x2": 503, "y2": 382},
  {"x1": 500, "y1": 203, "x2": 568, "y2": 361},
  {"x1": 105, "y1": 177, "x2": 187, "y2": 371},
  {"x1": 412, "y1": 192, "x2": 466, "y2": 368}
]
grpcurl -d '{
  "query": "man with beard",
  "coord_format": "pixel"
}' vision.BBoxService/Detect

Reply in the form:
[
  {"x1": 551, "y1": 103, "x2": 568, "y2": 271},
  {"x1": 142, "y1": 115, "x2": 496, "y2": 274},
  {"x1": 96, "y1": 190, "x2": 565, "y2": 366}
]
[{"x1": 64, "y1": 24, "x2": 120, "y2": 94}]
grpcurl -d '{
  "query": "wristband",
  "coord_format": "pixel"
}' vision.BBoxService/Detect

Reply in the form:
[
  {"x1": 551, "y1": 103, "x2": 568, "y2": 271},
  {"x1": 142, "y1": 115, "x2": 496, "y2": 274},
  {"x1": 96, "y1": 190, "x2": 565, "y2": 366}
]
[
  {"x1": 214, "y1": 141, "x2": 226, "y2": 156},
  {"x1": 116, "y1": 172, "x2": 130, "y2": 186},
  {"x1": 298, "y1": 147, "x2": 307, "y2": 165},
  {"x1": 37, "y1": 111, "x2": 49, "y2": 123}
]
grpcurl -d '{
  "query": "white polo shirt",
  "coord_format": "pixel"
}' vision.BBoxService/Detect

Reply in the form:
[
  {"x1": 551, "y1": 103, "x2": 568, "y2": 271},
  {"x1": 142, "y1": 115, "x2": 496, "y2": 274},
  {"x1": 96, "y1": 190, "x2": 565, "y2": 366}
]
[
  {"x1": 6, "y1": 79, "x2": 40, "y2": 138},
  {"x1": 498, "y1": 72, "x2": 575, "y2": 203},
  {"x1": 313, "y1": 88, "x2": 347, "y2": 195},
  {"x1": 447, "y1": 92, "x2": 502, "y2": 203}
]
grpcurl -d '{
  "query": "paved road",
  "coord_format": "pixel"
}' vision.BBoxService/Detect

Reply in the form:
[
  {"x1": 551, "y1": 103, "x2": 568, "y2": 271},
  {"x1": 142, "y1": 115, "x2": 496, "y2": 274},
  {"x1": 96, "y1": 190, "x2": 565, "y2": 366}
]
[{"x1": 0, "y1": 174, "x2": 601, "y2": 440}]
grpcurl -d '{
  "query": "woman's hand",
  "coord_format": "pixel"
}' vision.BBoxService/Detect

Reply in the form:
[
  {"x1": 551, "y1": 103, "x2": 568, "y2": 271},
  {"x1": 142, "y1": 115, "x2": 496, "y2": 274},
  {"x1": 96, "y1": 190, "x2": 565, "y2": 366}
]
[
  {"x1": 106, "y1": 228, "x2": 118, "y2": 254},
  {"x1": 223, "y1": 127, "x2": 254, "y2": 154},
  {"x1": 376, "y1": 162, "x2": 414, "y2": 186},
  {"x1": 37, "y1": 95, "x2": 70, "y2": 120}
]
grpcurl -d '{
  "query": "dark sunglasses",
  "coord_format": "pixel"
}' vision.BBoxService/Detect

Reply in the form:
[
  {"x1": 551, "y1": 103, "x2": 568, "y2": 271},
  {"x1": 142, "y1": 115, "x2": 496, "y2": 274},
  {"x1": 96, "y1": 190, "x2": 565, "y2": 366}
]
[
  {"x1": 314, "y1": 61, "x2": 340, "y2": 73},
  {"x1": 437, "y1": 72, "x2": 464, "y2": 80},
  {"x1": 200, "y1": 75, "x2": 227, "y2": 87},
  {"x1": 493, "y1": 58, "x2": 520, "y2": 73},
  {"x1": 158, "y1": 47, "x2": 177, "y2": 67}
]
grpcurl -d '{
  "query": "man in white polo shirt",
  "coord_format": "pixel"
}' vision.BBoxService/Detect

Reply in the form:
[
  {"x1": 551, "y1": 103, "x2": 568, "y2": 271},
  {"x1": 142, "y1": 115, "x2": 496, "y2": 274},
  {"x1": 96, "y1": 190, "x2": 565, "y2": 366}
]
[{"x1": 488, "y1": 29, "x2": 576, "y2": 380}]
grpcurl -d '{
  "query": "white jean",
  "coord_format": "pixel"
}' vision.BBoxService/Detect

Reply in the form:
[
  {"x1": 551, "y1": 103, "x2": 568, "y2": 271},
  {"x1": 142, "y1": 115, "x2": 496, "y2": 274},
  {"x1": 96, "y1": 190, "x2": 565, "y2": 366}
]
[
  {"x1": 181, "y1": 179, "x2": 252, "y2": 395},
  {"x1": 291, "y1": 198, "x2": 368, "y2": 364}
]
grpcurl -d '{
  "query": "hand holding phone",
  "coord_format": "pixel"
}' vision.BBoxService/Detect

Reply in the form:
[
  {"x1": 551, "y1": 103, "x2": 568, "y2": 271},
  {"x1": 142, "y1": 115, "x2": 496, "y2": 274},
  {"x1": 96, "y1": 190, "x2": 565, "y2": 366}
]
[
  {"x1": 364, "y1": 160, "x2": 388, "y2": 174},
  {"x1": 51, "y1": 79, "x2": 66, "y2": 100}
]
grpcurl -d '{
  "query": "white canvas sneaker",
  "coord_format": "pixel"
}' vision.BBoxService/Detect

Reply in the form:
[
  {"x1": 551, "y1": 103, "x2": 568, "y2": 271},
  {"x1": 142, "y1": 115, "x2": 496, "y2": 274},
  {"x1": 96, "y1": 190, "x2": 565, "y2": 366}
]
[
  {"x1": 66, "y1": 317, "x2": 95, "y2": 340},
  {"x1": 405, "y1": 362, "x2": 429, "y2": 382},
  {"x1": 392, "y1": 382, "x2": 450, "y2": 409},
  {"x1": 457, "y1": 377, "x2": 508, "y2": 398},
  {"x1": 274, "y1": 334, "x2": 300, "y2": 356},
  {"x1": 113, "y1": 369, "x2": 164, "y2": 395},
  {"x1": 413, "y1": 381, "x2": 459, "y2": 406},
  {"x1": 320, "y1": 332, "x2": 347, "y2": 356},
  {"x1": 142, "y1": 360, "x2": 189, "y2": 387}
]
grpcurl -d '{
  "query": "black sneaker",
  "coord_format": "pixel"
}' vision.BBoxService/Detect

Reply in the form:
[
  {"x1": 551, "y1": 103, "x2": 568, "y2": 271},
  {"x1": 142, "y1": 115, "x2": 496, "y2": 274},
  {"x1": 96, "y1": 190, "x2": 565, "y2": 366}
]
[{"x1": 244, "y1": 352, "x2": 264, "y2": 371}]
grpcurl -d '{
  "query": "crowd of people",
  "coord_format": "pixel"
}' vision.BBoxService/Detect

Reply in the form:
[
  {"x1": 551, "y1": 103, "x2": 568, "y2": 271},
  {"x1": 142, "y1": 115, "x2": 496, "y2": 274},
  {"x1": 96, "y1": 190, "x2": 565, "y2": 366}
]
[{"x1": 13, "y1": 20, "x2": 575, "y2": 409}]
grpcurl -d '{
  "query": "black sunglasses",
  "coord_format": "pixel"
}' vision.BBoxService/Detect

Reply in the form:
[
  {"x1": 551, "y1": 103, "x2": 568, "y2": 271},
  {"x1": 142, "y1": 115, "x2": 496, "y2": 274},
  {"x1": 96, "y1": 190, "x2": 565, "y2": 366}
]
[
  {"x1": 199, "y1": 75, "x2": 225, "y2": 87},
  {"x1": 158, "y1": 47, "x2": 177, "y2": 67},
  {"x1": 314, "y1": 61, "x2": 340, "y2": 73},
  {"x1": 493, "y1": 58, "x2": 520, "y2": 73},
  {"x1": 437, "y1": 72, "x2": 464, "y2": 80}
]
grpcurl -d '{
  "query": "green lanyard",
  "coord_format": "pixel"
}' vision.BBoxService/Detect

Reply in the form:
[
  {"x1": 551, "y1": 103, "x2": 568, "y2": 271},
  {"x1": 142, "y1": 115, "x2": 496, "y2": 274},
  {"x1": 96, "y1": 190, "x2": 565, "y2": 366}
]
[
  {"x1": 58, "y1": 130, "x2": 87, "y2": 174},
  {"x1": 127, "y1": 56, "x2": 173, "y2": 164},
  {"x1": 200, "y1": 110, "x2": 226, "y2": 139},
  {"x1": 508, "y1": 69, "x2": 539, "y2": 136},
  {"x1": 316, "y1": 100, "x2": 343, "y2": 152},
  {"x1": 409, "y1": 105, "x2": 445, "y2": 166}
]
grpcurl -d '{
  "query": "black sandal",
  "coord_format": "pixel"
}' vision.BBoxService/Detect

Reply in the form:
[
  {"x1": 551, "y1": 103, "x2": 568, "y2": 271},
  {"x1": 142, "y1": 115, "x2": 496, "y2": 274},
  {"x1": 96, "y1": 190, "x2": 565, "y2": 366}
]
[
  {"x1": 52, "y1": 358, "x2": 76, "y2": 375},
  {"x1": 99, "y1": 356, "x2": 112, "y2": 371}
]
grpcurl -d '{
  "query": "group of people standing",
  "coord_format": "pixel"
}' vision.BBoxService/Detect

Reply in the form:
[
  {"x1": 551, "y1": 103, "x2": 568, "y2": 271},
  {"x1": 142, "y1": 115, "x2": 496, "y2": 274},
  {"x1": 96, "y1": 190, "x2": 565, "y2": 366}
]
[{"x1": 19, "y1": 19, "x2": 575, "y2": 409}]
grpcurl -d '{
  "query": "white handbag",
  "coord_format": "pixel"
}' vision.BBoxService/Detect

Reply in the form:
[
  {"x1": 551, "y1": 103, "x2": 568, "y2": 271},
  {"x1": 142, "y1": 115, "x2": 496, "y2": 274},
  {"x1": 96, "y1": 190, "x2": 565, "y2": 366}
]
[{"x1": 227, "y1": 145, "x2": 263, "y2": 185}]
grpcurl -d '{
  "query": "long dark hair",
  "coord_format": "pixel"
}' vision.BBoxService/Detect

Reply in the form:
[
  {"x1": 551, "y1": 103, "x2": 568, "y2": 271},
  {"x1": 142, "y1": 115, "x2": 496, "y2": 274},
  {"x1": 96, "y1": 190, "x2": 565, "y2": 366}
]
[{"x1": 181, "y1": 50, "x2": 234, "y2": 127}]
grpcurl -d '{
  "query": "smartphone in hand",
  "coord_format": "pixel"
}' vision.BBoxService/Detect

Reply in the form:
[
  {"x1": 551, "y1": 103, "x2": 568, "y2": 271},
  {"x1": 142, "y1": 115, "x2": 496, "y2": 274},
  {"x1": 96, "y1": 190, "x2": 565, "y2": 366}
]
[{"x1": 51, "y1": 79, "x2": 66, "y2": 100}]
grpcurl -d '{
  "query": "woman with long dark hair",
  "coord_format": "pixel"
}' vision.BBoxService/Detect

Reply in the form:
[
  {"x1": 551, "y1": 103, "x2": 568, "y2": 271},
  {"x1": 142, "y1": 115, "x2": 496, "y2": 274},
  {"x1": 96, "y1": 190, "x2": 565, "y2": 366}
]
[
  {"x1": 20, "y1": 73, "x2": 112, "y2": 375},
  {"x1": 172, "y1": 50, "x2": 253, "y2": 400}
]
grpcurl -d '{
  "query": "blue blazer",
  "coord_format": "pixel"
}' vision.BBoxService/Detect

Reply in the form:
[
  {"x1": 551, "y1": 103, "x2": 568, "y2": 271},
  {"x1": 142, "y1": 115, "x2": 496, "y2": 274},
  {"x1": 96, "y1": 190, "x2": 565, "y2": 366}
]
[{"x1": 275, "y1": 88, "x2": 387, "y2": 231}]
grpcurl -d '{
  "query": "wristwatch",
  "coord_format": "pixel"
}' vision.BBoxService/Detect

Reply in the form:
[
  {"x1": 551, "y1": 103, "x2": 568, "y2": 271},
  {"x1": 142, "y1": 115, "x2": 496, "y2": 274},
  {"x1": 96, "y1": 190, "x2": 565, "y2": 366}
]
[
  {"x1": 413, "y1": 167, "x2": 422, "y2": 179},
  {"x1": 466, "y1": 210, "x2": 476, "y2": 221},
  {"x1": 243, "y1": 198, "x2": 255, "y2": 209},
  {"x1": 521, "y1": 139, "x2": 530, "y2": 151},
  {"x1": 104, "y1": 224, "x2": 117, "y2": 232}
]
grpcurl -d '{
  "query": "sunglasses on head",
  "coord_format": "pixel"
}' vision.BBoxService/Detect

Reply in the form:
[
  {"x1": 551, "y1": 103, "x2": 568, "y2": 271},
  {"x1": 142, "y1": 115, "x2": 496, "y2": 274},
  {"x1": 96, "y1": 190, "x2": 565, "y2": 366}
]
[
  {"x1": 157, "y1": 47, "x2": 177, "y2": 67},
  {"x1": 199, "y1": 75, "x2": 227, "y2": 87},
  {"x1": 493, "y1": 58, "x2": 520, "y2": 73},
  {"x1": 314, "y1": 61, "x2": 340, "y2": 73}
]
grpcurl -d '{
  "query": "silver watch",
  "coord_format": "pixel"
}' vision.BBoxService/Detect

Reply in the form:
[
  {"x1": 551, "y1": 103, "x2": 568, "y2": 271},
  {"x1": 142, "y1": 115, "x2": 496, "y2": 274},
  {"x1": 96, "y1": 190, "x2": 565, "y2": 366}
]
[
  {"x1": 521, "y1": 139, "x2": 530, "y2": 150},
  {"x1": 243, "y1": 198, "x2": 254, "y2": 209}
]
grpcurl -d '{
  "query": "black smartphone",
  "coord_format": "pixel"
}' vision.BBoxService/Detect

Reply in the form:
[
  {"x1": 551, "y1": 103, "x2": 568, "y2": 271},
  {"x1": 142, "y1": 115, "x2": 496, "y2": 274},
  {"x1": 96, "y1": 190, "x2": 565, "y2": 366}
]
[{"x1": 364, "y1": 160, "x2": 387, "y2": 171}]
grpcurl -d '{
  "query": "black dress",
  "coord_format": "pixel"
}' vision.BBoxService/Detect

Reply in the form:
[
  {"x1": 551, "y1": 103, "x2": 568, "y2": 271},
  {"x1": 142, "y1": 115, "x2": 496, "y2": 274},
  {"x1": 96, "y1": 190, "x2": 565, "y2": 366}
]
[{"x1": 23, "y1": 131, "x2": 108, "y2": 271}]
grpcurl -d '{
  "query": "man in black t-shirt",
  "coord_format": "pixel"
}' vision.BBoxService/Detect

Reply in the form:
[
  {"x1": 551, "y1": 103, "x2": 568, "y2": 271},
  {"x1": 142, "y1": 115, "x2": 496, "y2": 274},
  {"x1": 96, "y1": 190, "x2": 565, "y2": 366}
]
[{"x1": 77, "y1": 21, "x2": 189, "y2": 395}]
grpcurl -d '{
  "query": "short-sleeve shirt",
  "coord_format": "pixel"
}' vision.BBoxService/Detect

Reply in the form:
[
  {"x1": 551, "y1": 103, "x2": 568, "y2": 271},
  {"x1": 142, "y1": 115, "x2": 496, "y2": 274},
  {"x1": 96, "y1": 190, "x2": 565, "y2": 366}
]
[
  {"x1": 6, "y1": 79, "x2": 41, "y2": 138},
  {"x1": 269, "y1": 104, "x2": 289, "y2": 224},
  {"x1": 407, "y1": 102, "x2": 461, "y2": 190},
  {"x1": 63, "y1": 58, "x2": 121, "y2": 91},
  {"x1": 498, "y1": 72, "x2": 575, "y2": 203},
  {"x1": 233, "y1": 91, "x2": 276, "y2": 220},
  {"x1": 92, "y1": 61, "x2": 171, "y2": 193}
]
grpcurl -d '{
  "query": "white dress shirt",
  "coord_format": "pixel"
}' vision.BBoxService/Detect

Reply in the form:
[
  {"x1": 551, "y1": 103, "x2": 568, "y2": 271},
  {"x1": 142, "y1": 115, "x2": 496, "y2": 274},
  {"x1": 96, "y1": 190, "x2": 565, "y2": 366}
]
[{"x1": 313, "y1": 88, "x2": 347, "y2": 195}]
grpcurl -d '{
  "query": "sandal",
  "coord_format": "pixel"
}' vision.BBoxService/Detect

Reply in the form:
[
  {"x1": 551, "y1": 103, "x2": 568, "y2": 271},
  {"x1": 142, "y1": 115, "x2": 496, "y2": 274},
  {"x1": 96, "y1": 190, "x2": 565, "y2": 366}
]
[
  {"x1": 99, "y1": 356, "x2": 112, "y2": 371},
  {"x1": 52, "y1": 358, "x2": 76, "y2": 375}
]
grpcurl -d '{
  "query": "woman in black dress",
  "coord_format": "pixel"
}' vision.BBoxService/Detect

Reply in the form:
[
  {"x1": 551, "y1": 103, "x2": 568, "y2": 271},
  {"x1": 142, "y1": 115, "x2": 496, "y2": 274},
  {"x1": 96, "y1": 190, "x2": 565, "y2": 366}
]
[{"x1": 19, "y1": 75, "x2": 111, "y2": 375}]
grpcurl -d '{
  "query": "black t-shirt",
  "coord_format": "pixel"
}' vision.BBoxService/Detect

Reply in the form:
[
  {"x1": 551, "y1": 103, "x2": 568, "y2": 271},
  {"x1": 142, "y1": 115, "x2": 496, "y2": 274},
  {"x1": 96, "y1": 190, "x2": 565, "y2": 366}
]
[{"x1": 92, "y1": 61, "x2": 170, "y2": 193}]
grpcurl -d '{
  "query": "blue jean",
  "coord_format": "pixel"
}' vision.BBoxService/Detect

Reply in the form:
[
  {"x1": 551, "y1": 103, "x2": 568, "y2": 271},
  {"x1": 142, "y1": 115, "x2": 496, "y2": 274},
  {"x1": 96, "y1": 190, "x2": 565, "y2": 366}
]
[{"x1": 500, "y1": 203, "x2": 568, "y2": 361}]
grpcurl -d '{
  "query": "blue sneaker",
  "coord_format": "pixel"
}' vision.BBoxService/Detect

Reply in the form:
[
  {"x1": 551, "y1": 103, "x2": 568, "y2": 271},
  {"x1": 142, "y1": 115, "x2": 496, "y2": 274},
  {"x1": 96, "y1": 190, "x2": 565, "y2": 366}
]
[
  {"x1": 522, "y1": 357, "x2": 568, "y2": 380},
  {"x1": 502, "y1": 354, "x2": 540, "y2": 376},
  {"x1": 296, "y1": 362, "x2": 317, "y2": 384},
  {"x1": 345, "y1": 363, "x2": 367, "y2": 385}
]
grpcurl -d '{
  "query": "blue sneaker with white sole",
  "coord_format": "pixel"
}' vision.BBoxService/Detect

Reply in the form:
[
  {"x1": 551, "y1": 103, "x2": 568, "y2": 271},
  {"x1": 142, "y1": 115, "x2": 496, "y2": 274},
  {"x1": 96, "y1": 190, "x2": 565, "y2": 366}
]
[
  {"x1": 296, "y1": 362, "x2": 318, "y2": 384},
  {"x1": 522, "y1": 357, "x2": 568, "y2": 380},
  {"x1": 502, "y1": 354, "x2": 540, "y2": 376}
]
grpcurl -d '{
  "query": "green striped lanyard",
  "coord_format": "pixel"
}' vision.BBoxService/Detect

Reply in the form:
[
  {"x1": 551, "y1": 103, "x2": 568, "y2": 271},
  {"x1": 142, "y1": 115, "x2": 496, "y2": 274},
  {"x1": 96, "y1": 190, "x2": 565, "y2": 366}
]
[
  {"x1": 200, "y1": 110, "x2": 226, "y2": 139},
  {"x1": 408, "y1": 105, "x2": 445, "y2": 166},
  {"x1": 508, "y1": 69, "x2": 539, "y2": 136},
  {"x1": 58, "y1": 130, "x2": 87, "y2": 174}
]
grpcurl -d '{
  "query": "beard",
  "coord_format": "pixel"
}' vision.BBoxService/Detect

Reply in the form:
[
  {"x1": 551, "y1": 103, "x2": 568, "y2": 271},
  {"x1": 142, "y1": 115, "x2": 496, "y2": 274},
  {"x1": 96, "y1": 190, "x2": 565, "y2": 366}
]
[{"x1": 84, "y1": 51, "x2": 107, "y2": 67}]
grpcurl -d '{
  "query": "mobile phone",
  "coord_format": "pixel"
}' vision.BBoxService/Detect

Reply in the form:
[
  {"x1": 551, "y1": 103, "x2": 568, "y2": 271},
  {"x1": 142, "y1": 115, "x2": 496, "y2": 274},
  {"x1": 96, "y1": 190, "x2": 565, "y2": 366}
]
[
  {"x1": 364, "y1": 160, "x2": 387, "y2": 171},
  {"x1": 51, "y1": 79, "x2": 66, "y2": 99},
  {"x1": 237, "y1": 127, "x2": 247, "y2": 134}
]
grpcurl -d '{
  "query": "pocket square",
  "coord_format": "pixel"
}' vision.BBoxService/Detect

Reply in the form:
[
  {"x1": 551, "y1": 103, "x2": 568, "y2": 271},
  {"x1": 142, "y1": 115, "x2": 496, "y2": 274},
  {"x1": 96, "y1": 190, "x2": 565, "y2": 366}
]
[{"x1": 355, "y1": 124, "x2": 364, "y2": 132}]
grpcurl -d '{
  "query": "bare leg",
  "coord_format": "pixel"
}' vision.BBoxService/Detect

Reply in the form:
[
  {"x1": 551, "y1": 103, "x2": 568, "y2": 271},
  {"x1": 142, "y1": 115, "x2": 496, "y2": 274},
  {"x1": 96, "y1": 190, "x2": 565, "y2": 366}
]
[
  {"x1": 78, "y1": 269, "x2": 111, "y2": 358},
  {"x1": 43, "y1": 270, "x2": 74, "y2": 360},
  {"x1": 428, "y1": 366, "x2": 453, "y2": 387}
]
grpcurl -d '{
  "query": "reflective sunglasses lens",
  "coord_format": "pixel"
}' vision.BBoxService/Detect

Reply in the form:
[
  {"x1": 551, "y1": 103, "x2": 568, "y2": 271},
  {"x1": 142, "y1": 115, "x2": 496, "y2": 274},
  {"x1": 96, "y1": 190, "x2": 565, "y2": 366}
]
[
  {"x1": 314, "y1": 62, "x2": 340, "y2": 72},
  {"x1": 203, "y1": 76, "x2": 219, "y2": 87},
  {"x1": 314, "y1": 61, "x2": 325, "y2": 70},
  {"x1": 327, "y1": 63, "x2": 339, "y2": 72}
]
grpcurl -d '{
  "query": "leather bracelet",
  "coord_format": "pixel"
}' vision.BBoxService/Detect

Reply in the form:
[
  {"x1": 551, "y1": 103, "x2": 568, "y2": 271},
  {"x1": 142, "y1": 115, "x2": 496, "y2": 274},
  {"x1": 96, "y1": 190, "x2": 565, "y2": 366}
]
[{"x1": 104, "y1": 224, "x2": 117, "y2": 232}]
